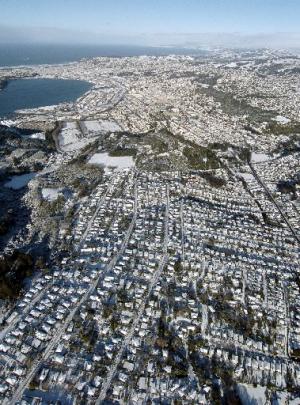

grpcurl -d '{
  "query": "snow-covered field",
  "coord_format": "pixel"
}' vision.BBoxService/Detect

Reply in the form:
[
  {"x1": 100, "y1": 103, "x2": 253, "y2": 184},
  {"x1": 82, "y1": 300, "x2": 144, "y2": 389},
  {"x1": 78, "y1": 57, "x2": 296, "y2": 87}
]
[
  {"x1": 237, "y1": 384, "x2": 266, "y2": 405},
  {"x1": 41, "y1": 188, "x2": 61, "y2": 201},
  {"x1": 273, "y1": 115, "x2": 291, "y2": 125},
  {"x1": 81, "y1": 120, "x2": 121, "y2": 134},
  {"x1": 238, "y1": 384, "x2": 299, "y2": 405},
  {"x1": 88, "y1": 152, "x2": 134, "y2": 172},
  {"x1": 58, "y1": 120, "x2": 121, "y2": 153},
  {"x1": 251, "y1": 152, "x2": 270, "y2": 163},
  {"x1": 238, "y1": 172, "x2": 256, "y2": 182},
  {"x1": 58, "y1": 122, "x2": 91, "y2": 152},
  {"x1": 226, "y1": 62, "x2": 238, "y2": 68}
]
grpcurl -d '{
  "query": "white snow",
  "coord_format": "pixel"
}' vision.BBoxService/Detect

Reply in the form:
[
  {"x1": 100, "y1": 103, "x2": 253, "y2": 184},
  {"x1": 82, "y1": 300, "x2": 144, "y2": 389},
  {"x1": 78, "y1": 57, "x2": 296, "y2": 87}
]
[
  {"x1": 88, "y1": 152, "x2": 134, "y2": 172},
  {"x1": 58, "y1": 120, "x2": 121, "y2": 153},
  {"x1": 41, "y1": 188, "x2": 61, "y2": 201},
  {"x1": 251, "y1": 152, "x2": 270, "y2": 163},
  {"x1": 28, "y1": 132, "x2": 45, "y2": 140},
  {"x1": 35, "y1": 105, "x2": 57, "y2": 112},
  {"x1": 201, "y1": 304, "x2": 208, "y2": 335},
  {"x1": 273, "y1": 115, "x2": 291, "y2": 125},
  {"x1": 277, "y1": 391, "x2": 299, "y2": 404},
  {"x1": 238, "y1": 172, "x2": 255, "y2": 182},
  {"x1": 64, "y1": 122, "x2": 78, "y2": 130},
  {"x1": 226, "y1": 62, "x2": 238, "y2": 68},
  {"x1": 237, "y1": 384, "x2": 267, "y2": 405},
  {"x1": 58, "y1": 122, "x2": 92, "y2": 152},
  {"x1": 0, "y1": 120, "x2": 16, "y2": 127},
  {"x1": 81, "y1": 120, "x2": 121, "y2": 134}
]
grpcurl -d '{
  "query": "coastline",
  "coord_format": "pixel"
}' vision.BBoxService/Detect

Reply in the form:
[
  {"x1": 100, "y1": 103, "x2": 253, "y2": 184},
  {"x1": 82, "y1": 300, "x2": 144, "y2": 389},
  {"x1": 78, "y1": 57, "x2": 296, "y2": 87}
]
[
  {"x1": 0, "y1": 77, "x2": 94, "y2": 118},
  {"x1": 0, "y1": 60, "x2": 78, "y2": 71},
  {"x1": 0, "y1": 43, "x2": 208, "y2": 70},
  {"x1": 0, "y1": 78, "x2": 8, "y2": 92}
]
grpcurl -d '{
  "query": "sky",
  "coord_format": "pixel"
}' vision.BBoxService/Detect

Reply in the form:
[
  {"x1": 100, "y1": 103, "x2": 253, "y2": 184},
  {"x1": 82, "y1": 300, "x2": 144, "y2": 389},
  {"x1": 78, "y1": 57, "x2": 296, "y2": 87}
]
[{"x1": 0, "y1": 0, "x2": 300, "y2": 47}]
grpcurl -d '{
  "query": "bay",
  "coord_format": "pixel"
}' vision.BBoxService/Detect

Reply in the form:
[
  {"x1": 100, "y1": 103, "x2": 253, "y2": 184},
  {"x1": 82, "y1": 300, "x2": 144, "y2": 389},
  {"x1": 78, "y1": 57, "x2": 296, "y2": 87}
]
[{"x1": 0, "y1": 78, "x2": 92, "y2": 118}]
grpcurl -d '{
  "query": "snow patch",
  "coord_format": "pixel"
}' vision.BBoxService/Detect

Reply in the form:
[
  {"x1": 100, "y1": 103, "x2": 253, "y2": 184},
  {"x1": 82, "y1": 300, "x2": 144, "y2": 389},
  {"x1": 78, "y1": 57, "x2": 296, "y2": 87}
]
[
  {"x1": 88, "y1": 152, "x2": 134, "y2": 172},
  {"x1": 226, "y1": 62, "x2": 238, "y2": 68},
  {"x1": 273, "y1": 116, "x2": 291, "y2": 125},
  {"x1": 58, "y1": 122, "x2": 94, "y2": 153},
  {"x1": 251, "y1": 152, "x2": 270, "y2": 163},
  {"x1": 0, "y1": 119, "x2": 16, "y2": 127},
  {"x1": 238, "y1": 172, "x2": 255, "y2": 182},
  {"x1": 41, "y1": 188, "x2": 62, "y2": 201},
  {"x1": 58, "y1": 120, "x2": 121, "y2": 153},
  {"x1": 237, "y1": 384, "x2": 267, "y2": 405},
  {"x1": 81, "y1": 120, "x2": 121, "y2": 134},
  {"x1": 28, "y1": 132, "x2": 45, "y2": 140}
]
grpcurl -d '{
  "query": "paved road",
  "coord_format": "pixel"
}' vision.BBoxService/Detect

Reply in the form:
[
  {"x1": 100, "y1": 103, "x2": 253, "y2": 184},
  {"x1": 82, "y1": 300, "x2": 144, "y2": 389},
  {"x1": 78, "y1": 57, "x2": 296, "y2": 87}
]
[
  {"x1": 9, "y1": 221, "x2": 135, "y2": 405},
  {"x1": 96, "y1": 185, "x2": 169, "y2": 404},
  {"x1": 205, "y1": 334, "x2": 293, "y2": 370},
  {"x1": 1, "y1": 180, "x2": 119, "y2": 345},
  {"x1": 91, "y1": 85, "x2": 127, "y2": 115},
  {"x1": 78, "y1": 174, "x2": 137, "y2": 251},
  {"x1": 0, "y1": 286, "x2": 50, "y2": 342},
  {"x1": 76, "y1": 182, "x2": 116, "y2": 251},
  {"x1": 249, "y1": 162, "x2": 300, "y2": 244},
  {"x1": 0, "y1": 177, "x2": 119, "y2": 342},
  {"x1": 95, "y1": 253, "x2": 169, "y2": 404},
  {"x1": 0, "y1": 168, "x2": 121, "y2": 365},
  {"x1": 180, "y1": 198, "x2": 185, "y2": 264},
  {"x1": 9, "y1": 178, "x2": 138, "y2": 404},
  {"x1": 282, "y1": 282, "x2": 290, "y2": 358}
]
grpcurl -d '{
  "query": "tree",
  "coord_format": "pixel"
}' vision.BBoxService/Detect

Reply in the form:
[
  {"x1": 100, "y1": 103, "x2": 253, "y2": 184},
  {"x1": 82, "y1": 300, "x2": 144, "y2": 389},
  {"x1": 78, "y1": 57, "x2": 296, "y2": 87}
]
[{"x1": 174, "y1": 257, "x2": 183, "y2": 274}]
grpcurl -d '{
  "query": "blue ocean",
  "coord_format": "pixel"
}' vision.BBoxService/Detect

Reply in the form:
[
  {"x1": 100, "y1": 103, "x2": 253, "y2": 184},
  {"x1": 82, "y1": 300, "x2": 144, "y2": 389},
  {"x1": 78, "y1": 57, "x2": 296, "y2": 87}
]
[
  {"x1": 0, "y1": 43, "x2": 204, "y2": 67},
  {"x1": 0, "y1": 43, "x2": 205, "y2": 118}
]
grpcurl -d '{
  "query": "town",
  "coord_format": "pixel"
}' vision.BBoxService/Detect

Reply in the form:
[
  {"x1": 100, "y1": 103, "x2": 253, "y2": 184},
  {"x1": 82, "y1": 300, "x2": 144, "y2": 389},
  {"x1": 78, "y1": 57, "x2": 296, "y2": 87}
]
[{"x1": 0, "y1": 48, "x2": 299, "y2": 404}]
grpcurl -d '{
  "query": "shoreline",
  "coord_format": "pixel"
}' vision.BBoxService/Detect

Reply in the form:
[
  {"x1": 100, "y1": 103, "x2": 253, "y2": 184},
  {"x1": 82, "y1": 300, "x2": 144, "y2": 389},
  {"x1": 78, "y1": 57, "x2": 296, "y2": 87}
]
[
  {"x1": 0, "y1": 77, "x2": 94, "y2": 119},
  {"x1": 0, "y1": 78, "x2": 8, "y2": 92},
  {"x1": 0, "y1": 44, "x2": 208, "y2": 70},
  {"x1": 0, "y1": 60, "x2": 78, "y2": 71}
]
